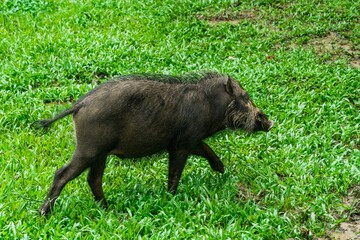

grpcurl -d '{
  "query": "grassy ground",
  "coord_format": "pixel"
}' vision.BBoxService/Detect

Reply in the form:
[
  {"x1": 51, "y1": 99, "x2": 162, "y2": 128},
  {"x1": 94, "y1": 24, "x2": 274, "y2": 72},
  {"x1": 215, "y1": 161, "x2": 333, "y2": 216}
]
[{"x1": 1, "y1": 0, "x2": 359, "y2": 238}]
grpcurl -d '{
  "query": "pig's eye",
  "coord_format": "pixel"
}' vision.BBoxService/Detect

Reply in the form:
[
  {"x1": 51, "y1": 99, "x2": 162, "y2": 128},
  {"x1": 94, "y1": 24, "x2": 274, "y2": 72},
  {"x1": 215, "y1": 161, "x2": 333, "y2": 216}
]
[
  {"x1": 244, "y1": 93, "x2": 250, "y2": 100},
  {"x1": 241, "y1": 93, "x2": 249, "y2": 102}
]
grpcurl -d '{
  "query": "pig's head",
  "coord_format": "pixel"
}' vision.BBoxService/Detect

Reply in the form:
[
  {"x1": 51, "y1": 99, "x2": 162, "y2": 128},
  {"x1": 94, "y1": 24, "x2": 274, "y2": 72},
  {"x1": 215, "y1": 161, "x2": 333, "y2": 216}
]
[{"x1": 224, "y1": 77, "x2": 274, "y2": 133}]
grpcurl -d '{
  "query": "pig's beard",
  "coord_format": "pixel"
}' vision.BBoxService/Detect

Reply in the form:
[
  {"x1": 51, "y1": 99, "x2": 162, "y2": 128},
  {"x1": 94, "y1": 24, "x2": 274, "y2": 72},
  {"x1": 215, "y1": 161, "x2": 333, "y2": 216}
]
[{"x1": 225, "y1": 100, "x2": 256, "y2": 133}]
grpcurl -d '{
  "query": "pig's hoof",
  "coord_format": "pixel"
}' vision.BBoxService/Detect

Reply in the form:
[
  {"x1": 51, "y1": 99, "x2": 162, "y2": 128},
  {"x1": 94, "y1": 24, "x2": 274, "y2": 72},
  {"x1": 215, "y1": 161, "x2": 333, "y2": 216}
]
[
  {"x1": 213, "y1": 161, "x2": 225, "y2": 173},
  {"x1": 40, "y1": 209, "x2": 47, "y2": 217},
  {"x1": 97, "y1": 199, "x2": 108, "y2": 209},
  {"x1": 39, "y1": 201, "x2": 51, "y2": 217}
]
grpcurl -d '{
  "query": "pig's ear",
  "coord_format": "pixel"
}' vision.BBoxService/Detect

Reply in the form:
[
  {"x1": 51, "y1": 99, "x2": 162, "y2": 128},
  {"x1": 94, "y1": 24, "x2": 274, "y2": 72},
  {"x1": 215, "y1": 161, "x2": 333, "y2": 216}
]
[{"x1": 224, "y1": 76, "x2": 234, "y2": 96}]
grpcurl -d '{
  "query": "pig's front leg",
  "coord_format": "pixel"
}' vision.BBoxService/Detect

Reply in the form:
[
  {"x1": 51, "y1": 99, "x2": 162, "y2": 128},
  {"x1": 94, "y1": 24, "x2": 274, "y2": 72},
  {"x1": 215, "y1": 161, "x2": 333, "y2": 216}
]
[
  {"x1": 191, "y1": 142, "x2": 225, "y2": 173},
  {"x1": 167, "y1": 149, "x2": 189, "y2": 195}
]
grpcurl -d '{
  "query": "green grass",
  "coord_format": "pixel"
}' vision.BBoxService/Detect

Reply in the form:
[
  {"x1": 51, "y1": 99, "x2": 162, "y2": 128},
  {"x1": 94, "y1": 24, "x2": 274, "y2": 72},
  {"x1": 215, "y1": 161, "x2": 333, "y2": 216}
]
[{"x1": 1, "y1": 0, "x2": 359, "y2": 238}]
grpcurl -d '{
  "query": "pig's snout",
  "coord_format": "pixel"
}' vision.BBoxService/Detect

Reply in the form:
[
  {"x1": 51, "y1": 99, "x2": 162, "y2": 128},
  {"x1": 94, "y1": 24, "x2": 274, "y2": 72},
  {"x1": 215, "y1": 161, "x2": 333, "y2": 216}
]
[
  {"x1": 266, "y1": 120, "x2": 274, "y2": 131},
  {"x1": 262, "y1": 118, "x2": 274, "y2": 132},
  {"x1": 254, "y1": 112, "x2": 274, "y2": 132}
]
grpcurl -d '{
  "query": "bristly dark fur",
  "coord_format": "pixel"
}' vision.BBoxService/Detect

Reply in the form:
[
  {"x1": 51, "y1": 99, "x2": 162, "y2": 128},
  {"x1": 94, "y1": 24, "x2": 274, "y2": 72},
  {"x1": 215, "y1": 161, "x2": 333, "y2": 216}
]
[
  {"x1": 33, "y1": 72, "x2": 225, "y2": 131},
  {"x1": 111, "y1": 72, "x2": 223, "y2": 84},
  {"x1": 75, "y1": 72, "x2": 225, "y2": 106}
]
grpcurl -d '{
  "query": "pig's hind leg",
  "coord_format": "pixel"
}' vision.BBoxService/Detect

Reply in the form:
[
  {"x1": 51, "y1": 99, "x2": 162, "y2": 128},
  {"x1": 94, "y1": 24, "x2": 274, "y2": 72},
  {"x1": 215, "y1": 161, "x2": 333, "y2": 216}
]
[
  {"x1": 87, "y1": 156, "x2": 108, "y2": 209},
  {"x1": 40, "y1": 150, "x2": 101, "y2": 216},
  {"x1": 191, "y1": 142, "x2": 225, "y2": 173}
]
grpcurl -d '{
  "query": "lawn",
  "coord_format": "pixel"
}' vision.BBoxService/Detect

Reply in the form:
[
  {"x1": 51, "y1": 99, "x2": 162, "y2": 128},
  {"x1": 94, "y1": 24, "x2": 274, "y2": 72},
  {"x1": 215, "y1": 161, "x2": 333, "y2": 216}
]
[{"x1": 0, "y1": 0, "x2": 359, "y2": 239}]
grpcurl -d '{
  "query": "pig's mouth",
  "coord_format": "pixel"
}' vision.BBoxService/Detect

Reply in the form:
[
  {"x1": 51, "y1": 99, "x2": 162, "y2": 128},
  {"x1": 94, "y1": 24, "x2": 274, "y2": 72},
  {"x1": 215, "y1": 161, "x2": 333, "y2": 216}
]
[
  {"x1": 253, "y1": 113, "x2": 274, "y2": 132},
  {"x1": 262, "y1": 120, "x2": 274, "y2": 132}
]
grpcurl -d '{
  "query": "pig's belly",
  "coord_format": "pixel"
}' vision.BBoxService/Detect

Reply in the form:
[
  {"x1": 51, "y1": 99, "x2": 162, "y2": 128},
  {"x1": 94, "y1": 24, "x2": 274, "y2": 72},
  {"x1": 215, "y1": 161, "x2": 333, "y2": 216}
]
[{"x1": 109, "y1": 138, "x2": 170, "y2": 158}]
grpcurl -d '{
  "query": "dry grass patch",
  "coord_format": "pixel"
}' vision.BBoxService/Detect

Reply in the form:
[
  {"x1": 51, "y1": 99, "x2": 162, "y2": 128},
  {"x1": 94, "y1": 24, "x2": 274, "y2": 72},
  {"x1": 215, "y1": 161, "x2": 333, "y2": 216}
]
[
  {"x1": 279, "y1": 31, "x2": 360, "y2": 69},
  {"x1": 305, "y1": 32, "x2": 359, "y2": 69},
  {"x1": 318, "y1": 185, "x2": 360, "y2": 240},
  {"x1": 196, "y1": 7, "x2": 258, "y2": 26}
]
